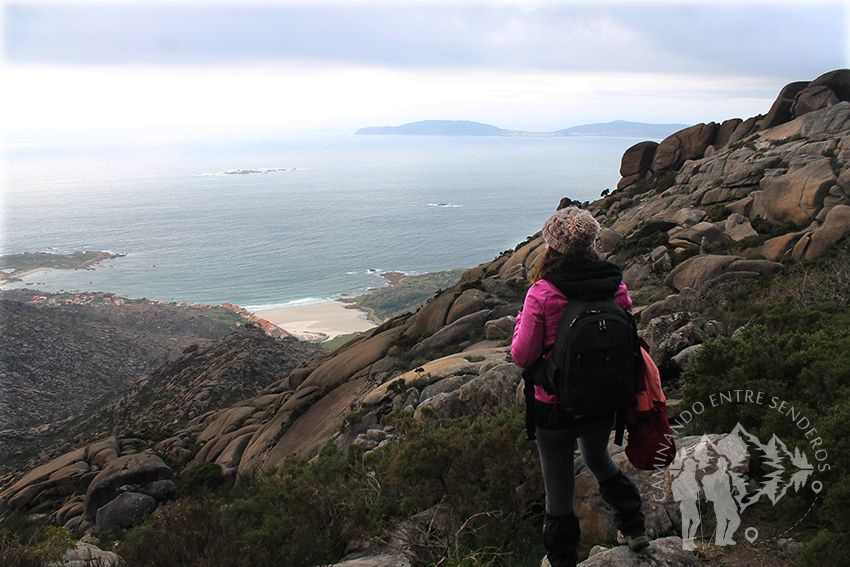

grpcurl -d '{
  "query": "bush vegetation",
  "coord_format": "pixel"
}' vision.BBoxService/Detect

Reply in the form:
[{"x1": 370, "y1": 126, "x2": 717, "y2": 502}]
[
  {"x1": 116, "y1": 412, "x2": 544, "y2": 567},
  {"x1": 681, "y1": 325, "x2": 850, "y2": 566},
  {"x1": 678, "y1": 242, "x2": 850, "y2": 566},
  {"x1": 626, "y1": 170, "x2": 678, "y2": 197},
  {"x1": 0, "y1": 514, "x2": 75, "y2": 567},
  {"x1": 351, "y1": 269, "x2": 466, "y2": 321}
]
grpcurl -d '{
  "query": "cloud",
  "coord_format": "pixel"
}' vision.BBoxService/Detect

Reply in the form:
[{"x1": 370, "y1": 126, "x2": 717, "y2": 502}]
[
  {"x1": 2, "y1": 1, "x2": 847, "y2": 131},
  {"x1": 4, "y1": 2, "x2": 846, "y2": 77},
  {"x1": 1, "y1": 63, "x2": 780, "y2": 131}
]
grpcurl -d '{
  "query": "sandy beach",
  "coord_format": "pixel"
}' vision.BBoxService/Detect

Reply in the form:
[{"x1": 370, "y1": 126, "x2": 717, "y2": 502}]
[
  {"x1": 254, "y1": 300, "x2": 377, "y2": 342},
  {"x1": 0, "y1": 267, "x2": 51, "y2": 286}
]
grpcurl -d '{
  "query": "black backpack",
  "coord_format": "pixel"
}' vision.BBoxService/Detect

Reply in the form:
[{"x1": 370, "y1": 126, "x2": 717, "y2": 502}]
[{"x1": 522, "y1": 297, "x2": 642, "y2": 441}]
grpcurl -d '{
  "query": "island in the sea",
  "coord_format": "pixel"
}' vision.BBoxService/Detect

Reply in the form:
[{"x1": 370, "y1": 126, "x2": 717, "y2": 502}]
[
  {"x1": 354, "y1": 119, "x2": 689, "y2": 139},
  {"x1": 0, "y1": 251, "x2": 123, "y2": 285}
]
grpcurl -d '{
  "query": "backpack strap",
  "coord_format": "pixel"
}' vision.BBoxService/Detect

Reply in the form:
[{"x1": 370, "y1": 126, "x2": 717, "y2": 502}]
[
  {"x1": 613, "y1": 409, "x2": 626, "y2": 446},
  {"x1": 523, "y1": 373, "x2": 537, "y2": 441},
  {"x1": 520, "y1": 349, "x2": 551, "y2": 442}
]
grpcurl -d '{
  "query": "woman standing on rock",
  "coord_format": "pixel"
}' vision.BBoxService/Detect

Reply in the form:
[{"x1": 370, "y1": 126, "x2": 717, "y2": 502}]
[{"x1": 511, "y1": 206, "x2": 648, "y2": 567}]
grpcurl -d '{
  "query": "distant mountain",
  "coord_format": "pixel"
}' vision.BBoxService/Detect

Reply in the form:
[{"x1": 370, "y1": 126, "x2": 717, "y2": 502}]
[
  {"x1": 355, "y1": 119, "x2": 689, "y2": 138},
  {"x1": 553, "y1": 120, "x2": 689, "y2": 139},
  {"x1": 354, "y1": 120, "x2": 511, "y2": 136}
]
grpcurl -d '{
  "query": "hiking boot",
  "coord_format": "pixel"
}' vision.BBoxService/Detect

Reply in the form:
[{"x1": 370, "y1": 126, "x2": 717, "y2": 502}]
[{"x1": 617, "y1": 530, "x2": 650, "y2": 551}]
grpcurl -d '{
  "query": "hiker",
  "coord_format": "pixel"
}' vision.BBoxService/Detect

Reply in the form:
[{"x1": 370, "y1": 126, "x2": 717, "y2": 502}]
[{"x1": 511, "y1": 206, "x2": 648, "y2": 567}]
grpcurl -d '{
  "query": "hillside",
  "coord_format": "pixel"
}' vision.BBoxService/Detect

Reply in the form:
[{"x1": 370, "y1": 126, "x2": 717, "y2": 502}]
[
  {"x1": 2, "y1": 69, "x2": 850, "y2": 567},
  {"x1": 355, "y1": 119, "x2": 688, "y2": 138},
  {"x1": 0, "y1": 290, "x2": 319, "y2": 470},
  {"x1": 79, "y1": 326, "x2": 322, "y2": 443},
  {"x1": 0, "y1": 293, "x2": 245, "y2": 432},
  {"x1": 0, "y1": 251, "x2": 121, "y2": 285},
  {"x1": 354, "y1": 119, "x2": 511, "y2": 136},
  {"x1": 553, "y1": 120, "x2": 689, "y2": 139},
  {"x1": 347, "y1": 268, "x2": 467, "y2": 321}
]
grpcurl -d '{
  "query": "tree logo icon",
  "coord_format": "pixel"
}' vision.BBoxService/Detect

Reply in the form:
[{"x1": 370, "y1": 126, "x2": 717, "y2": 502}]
[{"x1": 669, "y1": 423, "x2": 822, "y2": 550}]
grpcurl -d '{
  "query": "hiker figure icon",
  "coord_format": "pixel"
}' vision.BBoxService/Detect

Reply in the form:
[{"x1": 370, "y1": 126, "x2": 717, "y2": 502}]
[{"x1": 671, "y1": 456, "x2": 702, "y2": 551}]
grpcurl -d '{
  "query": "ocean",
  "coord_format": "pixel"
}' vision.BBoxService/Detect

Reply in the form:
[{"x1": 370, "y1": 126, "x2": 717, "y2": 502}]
[{"x1": 2, "y1": 126, "x2": 637, "y2": 310}]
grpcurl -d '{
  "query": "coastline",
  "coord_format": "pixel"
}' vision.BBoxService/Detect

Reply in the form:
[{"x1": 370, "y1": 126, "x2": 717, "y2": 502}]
[
  {"x1": 249, "y1": 272, "x2": 404, "y2": 342},
  {"x1": 253, "y1": 300, "x2": 378, "y2": 342},
  {"x1": 0, "y1": 267, "x2": 52, "y2": 286},
  {"x1": 0, "y1": 251, "x2": 121, "y2": 286},
  {"x1": 1, "y1": 256, "x2": 399, "y2": 344}
]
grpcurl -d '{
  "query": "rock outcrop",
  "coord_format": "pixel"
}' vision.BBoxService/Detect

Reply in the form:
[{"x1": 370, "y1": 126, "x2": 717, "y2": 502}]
[
  {"x1": 596, "y1": 73, "x2": 850, "y2": 310},
  {"x1": 45, "y1": 541, "x2": 122, "y2": 567},
  {"x1": 579, "y1": 537, "x2": 699, "y2": 566},
  {"x1": 617, "y1": 69, "x2": 850, "y2": 185},
  {"x1": 0, "y1": 437, "x2": 175, "y2": 535}
]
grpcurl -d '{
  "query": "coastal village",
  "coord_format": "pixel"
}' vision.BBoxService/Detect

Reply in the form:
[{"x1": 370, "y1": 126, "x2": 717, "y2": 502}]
[
  {"x1": 1, "y1": 253, "x2": 298, "y2": 341},
  {"x1": 26, "y1": 293, "x2": 292, "y2": 340}
]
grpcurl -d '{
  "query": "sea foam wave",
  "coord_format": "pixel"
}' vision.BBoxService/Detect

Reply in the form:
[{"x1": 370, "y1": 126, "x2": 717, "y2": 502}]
[
  {"x1": 195, "y1": 167, "x2": 289, "y2": 177},
  {"x1": 244, "y1": 296, "x2": 333, "y2": 311}
]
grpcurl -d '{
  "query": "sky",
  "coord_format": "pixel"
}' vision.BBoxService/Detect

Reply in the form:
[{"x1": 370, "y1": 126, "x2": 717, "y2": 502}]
[{"x1": 1, "y1": 0, "x2": 848, "y2": 133}]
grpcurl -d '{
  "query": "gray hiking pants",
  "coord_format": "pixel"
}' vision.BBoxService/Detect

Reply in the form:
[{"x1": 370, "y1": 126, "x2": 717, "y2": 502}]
[{"x1": 535, "y1": 413, "x2": 620, "y2": 516}]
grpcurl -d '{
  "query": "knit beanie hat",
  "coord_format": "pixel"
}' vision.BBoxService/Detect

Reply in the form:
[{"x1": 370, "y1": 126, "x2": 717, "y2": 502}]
[{"x1": 541, "y1": 207, "x2": 600, "y2": 256}]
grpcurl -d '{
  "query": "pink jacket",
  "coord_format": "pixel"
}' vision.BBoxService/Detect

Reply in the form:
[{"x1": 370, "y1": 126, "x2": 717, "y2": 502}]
[{"x1": 511, "y1": 279, "x2": 633, "y2": 403}]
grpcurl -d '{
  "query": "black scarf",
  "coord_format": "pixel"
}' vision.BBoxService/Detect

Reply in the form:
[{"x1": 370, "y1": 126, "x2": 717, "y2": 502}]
[{"x1": 542, "y1": 259, "x2": 623, "y2": 300}]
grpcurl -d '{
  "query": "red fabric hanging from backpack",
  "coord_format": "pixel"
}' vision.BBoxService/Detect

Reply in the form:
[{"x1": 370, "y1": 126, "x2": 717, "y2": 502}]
[{"x1": 625, "y1": 346, "x2": 676, "y2": 470}]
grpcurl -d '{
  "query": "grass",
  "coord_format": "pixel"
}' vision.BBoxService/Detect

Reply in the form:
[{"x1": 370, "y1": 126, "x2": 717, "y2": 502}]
[
  {"x1": 322, "y1": 332, "x2": 361, "y2": 351},
  {"x1": 351, "y1": 269, "x2": 466, "y2": 321},
  {"x1": 0, "y1": 251, "x2": 118, "y2": 274}
]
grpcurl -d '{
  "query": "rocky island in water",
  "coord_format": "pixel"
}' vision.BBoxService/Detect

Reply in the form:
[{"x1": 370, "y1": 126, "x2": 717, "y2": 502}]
[{"x1": 0, "y1": 251, "x2": 123, "y2": 285}]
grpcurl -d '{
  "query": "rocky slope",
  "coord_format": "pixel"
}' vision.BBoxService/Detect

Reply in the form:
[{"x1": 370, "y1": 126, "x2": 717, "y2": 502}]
[
  {"x1": 0, "y1": 296, "x2": 243, "y2": 433},
  {"x1": 2, "y1": 69, "x2": 849, "y2": 566},
  {"x1": 82, "y1": 326, "x2": 323, "y2": 443}
]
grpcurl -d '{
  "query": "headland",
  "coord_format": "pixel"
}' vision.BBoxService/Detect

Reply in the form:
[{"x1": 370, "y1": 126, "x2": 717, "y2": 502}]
[{"x1": 0, "y1": 251, "x2": 122, "y2": 285}]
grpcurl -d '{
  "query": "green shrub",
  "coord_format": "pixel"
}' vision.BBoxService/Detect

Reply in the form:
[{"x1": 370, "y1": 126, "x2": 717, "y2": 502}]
[
  {"x1": 752, "y1": 157, "x2": 783, "y2": 179},
  {"x1": 121, "y1": 444, "x2": 375, "y2": 567},
  {"x1": 636, "y1": 231, "x2": 669, "y2": 251},
  {"x1": 750, "y1": 216, "x2": 800, "y2": 238},
  {"x1": 431, "y1": 547, "x2": 516, "y2": 567},
  {"x1": 608, "y1": 232, "x2": 669, "y2": 263},
  {"x1": 175, "y1": 461, "x2": 226, "y2": 498},
  {"x1": 708, "y1": 204, "x2": 731, "y2": 222},
  {"x1": 373, "y1": 411, "x2": 543, "y2": 559},
  {"x1": 799, "y1": 529, "x2": 850, "y2": 567},
  {"x1": 681, "y1": 325, "x2": 850, "y2": 561},
  {"x1": 0, "y1": 516, "x2": 74, "y2": 567},
  {"x1": 671, "y1": 245, "x2": 700, "y2": 266},
  {"x1": 769, "y1": 134, "x2": 807, "y2": 147},
  {"x1": 627, "y1": 171, "x2": 677, "y2": 197},
  {"x1": 112, "y1": 412, "x2": 548, "y2": 566},
  {"x1": 604, "y1": 195, "x2": 621, "y2": 209},
  {"x1": 346, "y1": 411, "x2": 363, "y2": 425},
  {"x1": 119, "y1": 498, "x2": 245, "y2": 567},
  {"x1": 729, "y1": 133, "x2": 761, "y2": 151}
]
